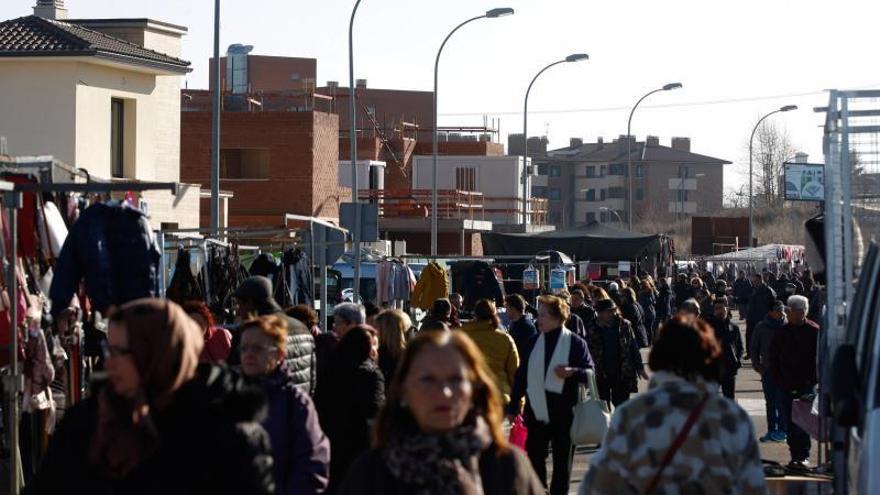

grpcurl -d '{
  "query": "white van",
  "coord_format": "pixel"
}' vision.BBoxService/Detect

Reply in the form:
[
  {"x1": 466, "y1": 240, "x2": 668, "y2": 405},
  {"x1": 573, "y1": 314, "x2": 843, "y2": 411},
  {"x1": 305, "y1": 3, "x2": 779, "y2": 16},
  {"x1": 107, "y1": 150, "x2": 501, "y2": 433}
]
[{"x1": 831, "y1": 242, "x2": 880, "y2": 493}]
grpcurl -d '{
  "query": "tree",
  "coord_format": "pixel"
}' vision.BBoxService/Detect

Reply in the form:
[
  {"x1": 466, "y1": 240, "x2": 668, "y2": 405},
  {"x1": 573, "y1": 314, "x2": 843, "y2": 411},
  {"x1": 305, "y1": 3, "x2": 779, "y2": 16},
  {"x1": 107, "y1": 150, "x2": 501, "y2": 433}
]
[{"x1": 748, "y1": 120, "x2": 795, "y2": 208}]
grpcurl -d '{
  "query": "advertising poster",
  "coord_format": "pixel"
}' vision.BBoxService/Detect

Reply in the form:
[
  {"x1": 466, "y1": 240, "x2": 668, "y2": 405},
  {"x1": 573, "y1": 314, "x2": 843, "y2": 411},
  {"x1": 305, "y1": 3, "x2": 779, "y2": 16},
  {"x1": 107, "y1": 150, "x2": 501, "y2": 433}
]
[{"x1": 784, "y1": 163, "x2": 824, "y2": 201}]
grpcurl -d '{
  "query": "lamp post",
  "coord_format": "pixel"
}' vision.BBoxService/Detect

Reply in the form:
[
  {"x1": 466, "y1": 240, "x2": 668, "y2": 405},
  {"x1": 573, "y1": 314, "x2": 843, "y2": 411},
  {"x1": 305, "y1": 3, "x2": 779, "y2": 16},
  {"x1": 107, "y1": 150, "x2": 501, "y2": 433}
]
[
  {"x1": 210, "y1": 0, "x2": 220, "y2": 233},
  {"x1": 348, "y1": 0, "x2": 362, "y2": 299},
  {"x1": 521, "y1": 53, "x2": 589, "y2": 229},
  {"x1": 748, "y1": 105, "x2": 797, "y2": 247},
  {"x1": 431, "y1": 7, "x2": 514, "y2": 256},
  {"x1": 626, "y1": 82, "x2": 682, "y2": 230},
  {"x1": 599, "y1": 206, "x2": 623, "y2": 224}
]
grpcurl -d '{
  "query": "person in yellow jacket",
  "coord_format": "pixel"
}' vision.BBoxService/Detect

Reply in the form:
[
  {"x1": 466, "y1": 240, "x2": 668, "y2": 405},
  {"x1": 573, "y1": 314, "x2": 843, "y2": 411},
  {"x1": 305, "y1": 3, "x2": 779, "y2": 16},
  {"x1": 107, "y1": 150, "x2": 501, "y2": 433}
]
[
  {"x1": 460, "y1": 299, "x2": 520, "y2": 405},
  {"x1": 411, "y1": 262, "x2": 449, "y2": 311}
]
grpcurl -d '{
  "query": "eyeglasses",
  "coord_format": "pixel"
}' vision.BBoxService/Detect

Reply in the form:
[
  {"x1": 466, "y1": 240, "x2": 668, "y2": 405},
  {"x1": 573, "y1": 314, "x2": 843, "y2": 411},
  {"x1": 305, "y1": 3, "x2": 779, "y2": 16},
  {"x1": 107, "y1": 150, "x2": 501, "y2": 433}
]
[{"x1": 240, "y1": 344, "x2": 278, "y2": 355}]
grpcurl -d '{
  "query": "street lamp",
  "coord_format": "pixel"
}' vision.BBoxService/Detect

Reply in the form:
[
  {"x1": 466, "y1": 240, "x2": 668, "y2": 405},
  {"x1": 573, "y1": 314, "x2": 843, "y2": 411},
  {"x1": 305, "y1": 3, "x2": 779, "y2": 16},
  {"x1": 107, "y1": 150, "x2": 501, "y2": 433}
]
[
  {"x1": 626, "y1": 82, "x2": 682, "y2": 230},
  {"x1": 521, "y1": 53, "x2": 589, "y2": 229},
  {"x1": 599, "y1": 206, "x2": 623, "y2": 224},
  {"x1": 210, "y1": 0, "x2": 221, "y2": 233},
  {"x1": 748, "y1": 104, "x2": 797, "y2": 247},
  {"x1": 431, "y1": 7, "x2": 514, "y2": 256},
  {"x1": 348, "y1": 0, "x2": 363, "y2": 298}
]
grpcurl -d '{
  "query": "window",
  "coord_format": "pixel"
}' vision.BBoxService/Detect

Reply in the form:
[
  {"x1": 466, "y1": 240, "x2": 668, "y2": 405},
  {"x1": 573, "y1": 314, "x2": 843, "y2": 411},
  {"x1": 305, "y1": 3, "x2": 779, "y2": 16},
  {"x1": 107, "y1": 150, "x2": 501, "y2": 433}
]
[
  {"x1": 599, "y1": 211, "x2": 609, "y2": 223},
  {"x1": 549, "y1": 188, "x2": 561, "y2": 200},
  {"x1": 635, "y1": 164, "x2": 645, "y2": 178},
  {"x1": 608, "y1": 163, "x2": 626, "y2": 176},
  {"x1": 585, "y1": 165, "x2": 596, "y2": 177},
  {"x1": 586, "y1": 212, "x2": 596, "y2": 223},
  {"x1": 674, "y1": 190, "x2": 689, "y2": 201},
  {"x1": 549, "y1": 165, "x2": 561, "y2": 177},
  {"x1": 608, "y1": 186, "x2": 626, "y2": 199},
  {"x1": 537, "y1": 164, "x2": 549, "y2": 175},
  {"x1": 636, "y1": 188, "x2": 644, "y2": 201},
  {"x1": 600, "y1": 165, "x2": 607, "y2": 177},
  {"x1": 584, "y1": 189, "x2": 596, "y2": 201},
  {"x1": 600, "y1": 189, "x2": 606, "y2": 201},
  {"x1": 111, "y1": 98, "x2": 125, "y2": 178},
  {"x1": 220, "y1": 149, "x2": 271, "y2": 179},
  {"x1": 532, "y1": 186, "x2": 548, "y2": 198},
  {"x1": 677, "y1": 166, "x2": 690, "y2": 178},
  {"x1": 455, "y1": 167, "x2": 477, "y2": 191}
]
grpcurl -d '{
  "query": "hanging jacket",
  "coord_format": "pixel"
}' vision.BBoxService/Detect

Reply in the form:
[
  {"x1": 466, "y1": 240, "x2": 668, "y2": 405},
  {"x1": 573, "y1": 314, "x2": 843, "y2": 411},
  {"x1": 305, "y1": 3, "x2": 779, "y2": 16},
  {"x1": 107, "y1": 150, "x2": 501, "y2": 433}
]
[
  {"x1": 461, "y1": 261, "x2": 504, "y2": 310},
  {"x1": 411, "y1": 262, "x2": 449, "y2": 311},
  {"x1": 167, "y1": 248, "x2": 204, "y2": 304},
  {"x1": 283, "y1": 249, "x2": 313, "y2": 307},
  {"x1": 49, "y1": 203, "x2": 160, "y2": 318}
]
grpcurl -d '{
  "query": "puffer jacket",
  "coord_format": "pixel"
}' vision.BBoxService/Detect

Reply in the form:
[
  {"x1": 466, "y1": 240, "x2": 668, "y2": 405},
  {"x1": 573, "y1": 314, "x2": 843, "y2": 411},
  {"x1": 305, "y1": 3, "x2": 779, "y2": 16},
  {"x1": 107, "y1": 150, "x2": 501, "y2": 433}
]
[
  {"x1": 49, "y1": 203, "x2": 160, "y2": 318},
  {"x1": 579, "y1": 372, "x2": 766, "y2": 495},
  {"x1": 460, "y1": 320, "x2": 519, "y2": 404},
  {"x1": 283, "y1": 317, "x2": 317, "y2": 396},
  {"x1": 411, "y1": 262, "x2": 449, "y2": 310},
  {"x1": 255, "y1": 365, "x2": 330, "y2": 495},
  {"x1": 26, "y1": 364, "x2": 275, "y2": 495},
  {"x1": 585, "y1": 316, "x2": 643, "y2": 393}
]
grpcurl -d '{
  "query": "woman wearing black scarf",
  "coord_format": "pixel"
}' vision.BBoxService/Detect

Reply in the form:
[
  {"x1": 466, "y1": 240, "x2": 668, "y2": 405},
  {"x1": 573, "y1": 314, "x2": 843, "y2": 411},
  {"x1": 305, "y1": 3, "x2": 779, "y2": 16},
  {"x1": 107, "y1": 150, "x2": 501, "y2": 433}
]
[{"x1": 338, "y1": 331, "x2": 542, "y2": 495}]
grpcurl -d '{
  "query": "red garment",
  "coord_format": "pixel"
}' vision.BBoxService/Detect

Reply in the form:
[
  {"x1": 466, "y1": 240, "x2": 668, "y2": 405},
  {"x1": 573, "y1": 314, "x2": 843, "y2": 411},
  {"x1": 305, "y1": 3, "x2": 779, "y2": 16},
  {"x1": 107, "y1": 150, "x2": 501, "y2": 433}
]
[
  {"x1": 6, "y1": 175, "x2": 39, "y2": 258},
  {"x1": 199, "y1": 326, "x2": 233, "y2": 363}
]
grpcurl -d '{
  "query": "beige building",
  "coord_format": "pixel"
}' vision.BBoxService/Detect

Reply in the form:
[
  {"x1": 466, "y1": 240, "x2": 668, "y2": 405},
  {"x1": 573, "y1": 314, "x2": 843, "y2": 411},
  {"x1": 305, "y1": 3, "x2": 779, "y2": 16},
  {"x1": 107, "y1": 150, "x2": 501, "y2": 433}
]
[
  {"x1": 0, "y1": 2, "x2": 200, "y2": 227},
  {"x1": 525, "y1": 135, "x2": 730, "y2": 228}
]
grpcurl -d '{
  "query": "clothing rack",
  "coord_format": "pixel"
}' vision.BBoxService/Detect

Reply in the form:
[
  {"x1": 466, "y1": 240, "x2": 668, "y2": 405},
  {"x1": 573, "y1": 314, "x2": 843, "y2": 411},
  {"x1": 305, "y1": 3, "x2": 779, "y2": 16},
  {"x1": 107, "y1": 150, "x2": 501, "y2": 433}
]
[{"x1": 1, "y1": 177, "x2": 179, "y2": 495}]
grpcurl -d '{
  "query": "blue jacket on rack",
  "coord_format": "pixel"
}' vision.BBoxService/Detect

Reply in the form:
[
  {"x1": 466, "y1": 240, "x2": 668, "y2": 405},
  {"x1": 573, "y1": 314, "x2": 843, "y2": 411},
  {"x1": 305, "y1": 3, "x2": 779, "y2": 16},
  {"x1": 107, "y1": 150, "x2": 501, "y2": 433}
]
[{"x1": 49, "y1": 203, "x2": 161, "y2": 318}]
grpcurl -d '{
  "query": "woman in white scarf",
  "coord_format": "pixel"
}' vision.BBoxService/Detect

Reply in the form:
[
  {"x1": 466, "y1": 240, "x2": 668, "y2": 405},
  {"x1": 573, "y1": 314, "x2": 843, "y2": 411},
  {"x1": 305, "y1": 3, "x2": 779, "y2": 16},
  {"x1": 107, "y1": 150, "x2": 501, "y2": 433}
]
[{"x1": 507, "y1": 295, "x2": 595, "y2": 495}]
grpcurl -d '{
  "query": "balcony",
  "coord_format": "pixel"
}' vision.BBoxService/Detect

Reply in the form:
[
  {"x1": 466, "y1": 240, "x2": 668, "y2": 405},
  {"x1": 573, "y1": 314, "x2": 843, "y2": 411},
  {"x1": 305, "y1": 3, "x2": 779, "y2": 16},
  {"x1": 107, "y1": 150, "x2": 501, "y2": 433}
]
[{"x1": 358, "y1": 189, "x2": 548, "y2": 226}]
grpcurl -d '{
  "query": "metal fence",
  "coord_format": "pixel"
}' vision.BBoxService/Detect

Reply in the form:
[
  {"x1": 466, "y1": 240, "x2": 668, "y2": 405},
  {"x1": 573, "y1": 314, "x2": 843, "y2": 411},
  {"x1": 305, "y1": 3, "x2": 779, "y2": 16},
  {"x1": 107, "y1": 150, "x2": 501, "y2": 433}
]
[{"x1": 819, "y1": 89, "x2": 880, "y2": 349}]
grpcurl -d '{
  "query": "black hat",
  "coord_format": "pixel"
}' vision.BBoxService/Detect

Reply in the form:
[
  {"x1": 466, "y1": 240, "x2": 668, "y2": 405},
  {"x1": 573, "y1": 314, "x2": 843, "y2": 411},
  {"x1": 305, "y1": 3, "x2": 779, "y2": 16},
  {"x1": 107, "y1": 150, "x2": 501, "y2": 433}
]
[
  {"x1": 234, "y1": 276, "x2": 274, "y2": 302},
  {"x1": 595, "y1": 299, "x2": 617, "y2": 313}
]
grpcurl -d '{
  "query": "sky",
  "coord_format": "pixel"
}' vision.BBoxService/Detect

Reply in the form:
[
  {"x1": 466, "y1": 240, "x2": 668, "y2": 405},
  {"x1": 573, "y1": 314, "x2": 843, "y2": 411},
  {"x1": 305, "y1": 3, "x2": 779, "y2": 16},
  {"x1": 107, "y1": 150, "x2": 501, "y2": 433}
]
[{"x1": 4, "y1": 0, "x2": 879, "y2": 197}]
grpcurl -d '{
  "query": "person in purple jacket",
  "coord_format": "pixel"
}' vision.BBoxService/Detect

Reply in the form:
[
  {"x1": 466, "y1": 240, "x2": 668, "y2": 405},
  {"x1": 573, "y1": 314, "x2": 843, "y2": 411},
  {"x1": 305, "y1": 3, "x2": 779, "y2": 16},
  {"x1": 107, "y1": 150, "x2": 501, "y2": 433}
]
[{"x1": 240, "y1": 316, "x2": 331, "y2": 495}]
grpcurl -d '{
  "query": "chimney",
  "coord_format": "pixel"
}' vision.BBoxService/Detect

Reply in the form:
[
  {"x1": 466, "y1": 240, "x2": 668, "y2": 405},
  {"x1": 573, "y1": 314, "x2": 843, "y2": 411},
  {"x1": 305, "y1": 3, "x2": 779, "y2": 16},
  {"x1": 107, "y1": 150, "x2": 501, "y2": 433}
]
[
  {"x1": 34, "y1": 0, "x2": 68, "y2": 20},
  {"x1": 793, "y1": 152, "x2": 809, "y2": 163},
  {"x1": 569, "y1": 137, "x2": 583, "y2": 148},
  {"x1": 671, "y1": 137, "x2": 691, "y2": 152},
  {"x1": 646, "y1": 135, "x2": 659, "y2": 147},
  {"x1": 597, "y1": 137, "x2": 603, "y2": 144},
  {"x1": 356, "y1": 79, "x2": 368, "y2": 89},
  {"x1": 326, "y1": 81, "x2": 339, "y2": 89}
]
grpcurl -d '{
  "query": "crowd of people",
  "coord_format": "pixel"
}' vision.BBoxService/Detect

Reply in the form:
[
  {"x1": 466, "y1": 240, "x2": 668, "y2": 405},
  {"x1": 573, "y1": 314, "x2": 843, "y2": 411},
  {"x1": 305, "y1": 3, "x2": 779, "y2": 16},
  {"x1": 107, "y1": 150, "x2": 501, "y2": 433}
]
[{"x1": 22, "y1": 265, "x2": 823, "y2": 494}]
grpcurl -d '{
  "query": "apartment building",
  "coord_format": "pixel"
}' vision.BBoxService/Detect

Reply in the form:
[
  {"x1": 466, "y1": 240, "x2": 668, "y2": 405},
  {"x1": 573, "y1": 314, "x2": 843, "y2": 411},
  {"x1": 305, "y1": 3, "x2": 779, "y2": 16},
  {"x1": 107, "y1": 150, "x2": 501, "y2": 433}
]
[{"x1": 513, "y1": 135, "x2": 730, "y2": 228}]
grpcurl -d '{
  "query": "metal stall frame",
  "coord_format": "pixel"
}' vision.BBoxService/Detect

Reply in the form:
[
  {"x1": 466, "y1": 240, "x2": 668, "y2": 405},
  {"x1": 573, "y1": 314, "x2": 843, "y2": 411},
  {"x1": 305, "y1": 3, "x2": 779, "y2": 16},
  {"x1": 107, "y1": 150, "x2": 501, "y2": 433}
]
[{"x1": 2, "y1": 179, "x2": 178, "y2": 495}]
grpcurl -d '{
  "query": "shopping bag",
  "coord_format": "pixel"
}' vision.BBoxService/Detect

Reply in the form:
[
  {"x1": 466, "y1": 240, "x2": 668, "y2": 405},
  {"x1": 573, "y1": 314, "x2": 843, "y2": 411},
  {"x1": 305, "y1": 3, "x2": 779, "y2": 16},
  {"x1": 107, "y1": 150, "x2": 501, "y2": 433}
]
[
  {"x1": 792, "y1": 396, "x2": 828, "y2": 441},
  {"x1": 570, "y1": 369, "x2": 611, "y2": 445},
  {"x1": 508, "y1": 415, "x2": 528, "y2": 450}
]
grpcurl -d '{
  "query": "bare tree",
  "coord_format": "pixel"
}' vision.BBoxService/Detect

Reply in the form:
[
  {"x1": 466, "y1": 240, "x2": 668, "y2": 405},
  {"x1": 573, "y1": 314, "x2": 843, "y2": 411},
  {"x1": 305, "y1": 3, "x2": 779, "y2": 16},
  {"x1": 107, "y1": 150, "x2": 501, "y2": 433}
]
[
  {"x1": 749, "y1": 120, "x2": 795, "y2": 208},
  {"x1": 724, "y1": 183, "x2": 750, "y2": 209}
]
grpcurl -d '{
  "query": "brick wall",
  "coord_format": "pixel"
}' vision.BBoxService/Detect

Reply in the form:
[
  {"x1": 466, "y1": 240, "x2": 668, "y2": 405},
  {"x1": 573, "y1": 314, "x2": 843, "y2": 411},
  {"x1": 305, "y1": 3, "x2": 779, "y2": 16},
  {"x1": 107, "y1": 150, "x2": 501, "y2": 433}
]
[
  {"x1": 180, "y1": 110, "x2": 340, "y2": 227},
  {"x1": 413, "y1": 140, "x2": 504, "y2": 157}
]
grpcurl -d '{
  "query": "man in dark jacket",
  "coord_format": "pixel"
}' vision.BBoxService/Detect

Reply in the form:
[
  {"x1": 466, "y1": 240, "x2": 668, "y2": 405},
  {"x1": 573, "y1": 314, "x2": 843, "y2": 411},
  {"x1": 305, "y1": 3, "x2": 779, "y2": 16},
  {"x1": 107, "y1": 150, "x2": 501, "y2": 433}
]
[
  {"x1": 732, "y1": 271, "x2": 753, "y2": 321},
  {"x1": 746, "y1": 273, "x2": 777, "y2": 354},
  {"x1": 769, "y1": 295, "x2": 820, "y2": 469},
  {"x1": 569, "y1": 289, "x2": 598, "y2": 328},
  {"x1": 584, "y1": 299, "x2": 648, "y2": 407},
  {"x1": 230, "y1": 276, "x2": 317, "y2": 395},
  {"x1": 504, "y1": 294, "x2": 538, "y2": 360},
  {"x1": 672, "y1": 274, "x2": 694, "y2": 310},
  {"x1": 705, "y1": 297, "x2": 743, "y2": 399},
  {"x1": 750, "y1": 300, "x2": 788, "y2": 442}
]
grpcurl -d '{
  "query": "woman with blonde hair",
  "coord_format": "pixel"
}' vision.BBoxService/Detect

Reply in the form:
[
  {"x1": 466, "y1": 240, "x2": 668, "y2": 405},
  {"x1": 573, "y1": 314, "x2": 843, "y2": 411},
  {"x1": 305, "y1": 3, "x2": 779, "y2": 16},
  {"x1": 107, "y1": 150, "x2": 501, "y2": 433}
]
[
  {"x1": 374, "y1": 309, "x2": 413, "y2": 384},
  {"x1": 338, "y1": 331, "x2": 543, "y2": 494}
]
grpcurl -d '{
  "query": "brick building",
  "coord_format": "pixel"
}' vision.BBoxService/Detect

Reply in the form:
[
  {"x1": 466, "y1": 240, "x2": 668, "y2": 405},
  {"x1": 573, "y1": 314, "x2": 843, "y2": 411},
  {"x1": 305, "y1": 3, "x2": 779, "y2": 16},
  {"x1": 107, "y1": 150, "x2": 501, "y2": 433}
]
[
  {"x1": 511, "y1": 135, "x2": 730, "y2": 228},
  {"x1": 180, "y1": 109, "x2": 344, "y2": 227}
]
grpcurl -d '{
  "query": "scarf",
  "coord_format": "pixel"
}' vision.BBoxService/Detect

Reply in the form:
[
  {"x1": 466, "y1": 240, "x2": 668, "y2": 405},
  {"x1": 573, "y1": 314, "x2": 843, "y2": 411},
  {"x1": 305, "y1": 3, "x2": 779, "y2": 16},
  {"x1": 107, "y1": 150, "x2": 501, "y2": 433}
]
[
  {"x1": 383, "y1": 417, "x2": 491, "y2": 495},
  {"x1": 89, "y1": 299, "x2": 204, "y2": 478},
  {"x1": 527, "y1": 328, "x2": 572, "y2": 423}
]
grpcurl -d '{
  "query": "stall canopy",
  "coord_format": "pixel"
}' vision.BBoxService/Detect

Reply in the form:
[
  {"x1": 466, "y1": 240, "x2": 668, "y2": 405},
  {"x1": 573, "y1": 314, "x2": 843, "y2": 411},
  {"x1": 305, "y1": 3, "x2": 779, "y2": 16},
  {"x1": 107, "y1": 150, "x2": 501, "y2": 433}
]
[{"x1": 481, "y1": 223, "x2": 666, "y2": 261}]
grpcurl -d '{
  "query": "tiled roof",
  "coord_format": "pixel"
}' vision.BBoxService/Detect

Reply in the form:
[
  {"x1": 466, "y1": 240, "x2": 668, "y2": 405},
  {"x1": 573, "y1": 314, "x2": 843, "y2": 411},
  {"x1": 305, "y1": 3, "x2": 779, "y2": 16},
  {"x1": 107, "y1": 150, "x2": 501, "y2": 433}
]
[{"x1": 0, "y1": 15, "x2": 190, "y2": 72}]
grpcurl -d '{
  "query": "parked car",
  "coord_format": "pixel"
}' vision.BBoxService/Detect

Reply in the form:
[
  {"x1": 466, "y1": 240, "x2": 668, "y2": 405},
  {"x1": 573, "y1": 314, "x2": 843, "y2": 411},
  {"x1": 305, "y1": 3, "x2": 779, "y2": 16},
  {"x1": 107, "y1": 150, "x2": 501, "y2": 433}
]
[{"x1": 831, "y1": 242, "x2": 880, "y2": 494}]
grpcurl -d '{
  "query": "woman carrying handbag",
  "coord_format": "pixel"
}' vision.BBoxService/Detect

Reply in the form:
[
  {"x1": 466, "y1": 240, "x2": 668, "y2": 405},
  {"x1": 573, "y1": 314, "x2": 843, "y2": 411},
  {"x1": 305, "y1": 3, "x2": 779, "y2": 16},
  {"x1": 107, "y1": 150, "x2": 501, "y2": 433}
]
[{"x1": 507, "y1": 295, "x2": 594, "y2": 495}]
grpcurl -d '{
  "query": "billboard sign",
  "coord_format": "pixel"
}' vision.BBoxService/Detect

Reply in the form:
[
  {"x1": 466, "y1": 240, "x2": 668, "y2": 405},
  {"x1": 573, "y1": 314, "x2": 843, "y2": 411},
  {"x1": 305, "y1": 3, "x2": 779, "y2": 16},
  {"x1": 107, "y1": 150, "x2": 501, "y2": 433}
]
[{"x1": 784, "y1": 162, "x2": 824, "y2": 201}]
